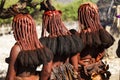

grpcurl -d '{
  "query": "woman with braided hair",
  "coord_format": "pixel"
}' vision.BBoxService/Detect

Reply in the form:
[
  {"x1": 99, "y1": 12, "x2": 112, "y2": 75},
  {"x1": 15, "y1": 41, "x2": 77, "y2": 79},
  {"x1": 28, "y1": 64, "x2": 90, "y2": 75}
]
[
  {"x1": 77, "y1": 2, "x2": 115, "y2": 80},
  {"x1": 39, "y1": 0, "x2": 84, "y2": 79},
  {"x1": 5, "y1": 13, "x2": 53, "y2": 80}
]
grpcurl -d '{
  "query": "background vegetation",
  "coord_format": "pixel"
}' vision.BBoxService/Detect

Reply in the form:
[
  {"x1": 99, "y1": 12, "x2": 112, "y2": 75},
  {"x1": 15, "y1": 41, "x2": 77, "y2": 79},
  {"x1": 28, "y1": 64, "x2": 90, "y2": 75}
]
[{"x1": 0, "y1": 0, "x2": 98, "y2": 25}]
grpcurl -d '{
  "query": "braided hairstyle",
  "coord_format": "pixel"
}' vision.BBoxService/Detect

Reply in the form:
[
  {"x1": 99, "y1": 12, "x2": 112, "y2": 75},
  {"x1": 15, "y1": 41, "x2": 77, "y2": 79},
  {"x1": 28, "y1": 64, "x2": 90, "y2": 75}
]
[
  {"x1": 42, "y1": 10, "x2": 71, "y2": 37},
  {"x1": 39, "y1": 0, "x2": 84, "y2": 61},
  {"x1": 41, "y1": 10, "x2": 75, "y2": 57},
  {"x1": 40, "y1": 0, "x2": 71, "y2": 37},
  {"x1": 78, "y1": 2, "x2": 115, "y2": 47},
  {"x1": 12, "y1": 13, "x2": 54, "y2": 67},
  {"x1": 78, "y1": 2, "x2": 103, "y2": 32},
  {"x1": 12, "y1": 13, "x2": 43, "y2": 50},
  {"x1": 78, "y1": 2, "x2": 115, "y2": 58}
]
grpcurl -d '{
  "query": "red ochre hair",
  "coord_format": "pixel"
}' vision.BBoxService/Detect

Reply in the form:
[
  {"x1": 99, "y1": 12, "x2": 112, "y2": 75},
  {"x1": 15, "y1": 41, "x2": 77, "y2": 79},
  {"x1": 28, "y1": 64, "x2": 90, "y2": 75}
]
[
  {"x1": 78, "y1": 2, "x2": 103, "y2": 32},
  {"x1": 41, "y1": 10, "x2": 71, "y2": 37},
  {"x1": 12, "y1": 14, "x2": 43, "y2": 50},
  {"x1": 44, "y1": 10, "x2": 62, "y2": 16}
]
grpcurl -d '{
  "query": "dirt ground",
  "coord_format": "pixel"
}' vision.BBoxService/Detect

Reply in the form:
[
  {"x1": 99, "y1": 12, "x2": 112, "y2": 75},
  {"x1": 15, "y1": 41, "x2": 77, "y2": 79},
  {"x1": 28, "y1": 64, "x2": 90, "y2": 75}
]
[
  {"x1": 103, "y1": 58, "x2": 120, "y2": 80},
  {"x1": 0, "y1": 25, "x2": 120, "y2": 80}
]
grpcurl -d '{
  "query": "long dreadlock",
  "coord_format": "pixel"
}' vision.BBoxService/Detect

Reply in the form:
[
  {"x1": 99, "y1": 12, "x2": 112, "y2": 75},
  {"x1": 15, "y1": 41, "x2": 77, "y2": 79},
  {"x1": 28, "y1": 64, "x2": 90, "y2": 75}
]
[
  {"x1": 40, "y1": 0, "x2": 70, "y2": 37},
  {"x1": 12, "y1": 13, "x2": 53, "y2": 67},
  {"x1": 78, "y1": 2, "x2": 115, "y2": 49},
  {"x1": 39, "y1": 1, "x2": 84, "y2": 80},
  {"x1": 12, "y1": 14, "x2": 43, "y2": 50},
  {"x1": 42, "y1": 10, "x2": 71, "y2": 37},
  {"x1": 78, "y1": 3, "x2": 114, "y2": 80},
  {"x1": 78, "y1": 2, "x2": 102, "y2": 31},
  {"x1": 39, "y1": 0, "x2": 84, "y2": 61},
  {"x1": 41, "y1": 10, "x2": 76, "y2": 57}
]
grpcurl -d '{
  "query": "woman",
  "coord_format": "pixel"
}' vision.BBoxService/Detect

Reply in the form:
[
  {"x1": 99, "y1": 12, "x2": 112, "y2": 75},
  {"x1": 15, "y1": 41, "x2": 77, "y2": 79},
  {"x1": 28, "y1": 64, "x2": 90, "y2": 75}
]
[
  {"x1": 78, "y1": 2, "x2": 115, "y2": 64},
  {"x1": 39, "y1": 0, "x2": 84, "y2": 79},
  {"x1": 77, "y1": 2, "x2": 114, "y2": 80},
  {"x1": 5, "y1": 13, "x2": 53, "y2": 80}
]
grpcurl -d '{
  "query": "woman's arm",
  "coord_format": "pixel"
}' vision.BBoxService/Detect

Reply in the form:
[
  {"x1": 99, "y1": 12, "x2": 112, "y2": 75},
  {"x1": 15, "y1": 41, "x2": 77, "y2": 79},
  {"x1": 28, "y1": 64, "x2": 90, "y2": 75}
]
[
  {"x1": 5, "y1": 44, "x2": 20, "y2": 80},
  {"x1": 96, "y1": 50, "x2": 105, "y2": 62}
]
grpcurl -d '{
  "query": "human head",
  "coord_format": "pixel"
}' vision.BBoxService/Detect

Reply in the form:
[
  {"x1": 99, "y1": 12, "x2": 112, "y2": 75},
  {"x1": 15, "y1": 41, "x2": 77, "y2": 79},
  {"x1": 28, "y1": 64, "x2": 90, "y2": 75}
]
[
  {"x1": 42, "y1": 10, "x2": 70, "y2": 37},
  {"x1": 12, "y1": 13, "x2": 42, "y2": 50},
  {"x1": 78, "y1": 2, "x2": 102, "y2": 31}
]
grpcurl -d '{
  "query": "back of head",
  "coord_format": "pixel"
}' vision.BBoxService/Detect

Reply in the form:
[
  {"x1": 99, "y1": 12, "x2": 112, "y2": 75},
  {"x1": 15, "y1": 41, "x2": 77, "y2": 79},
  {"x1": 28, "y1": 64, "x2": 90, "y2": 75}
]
[
  {"x1": 78, "y1": 2, "x2": 102, "y2": 31},
  {"x1": 42, "y1": 10, "x2": 71, "y2": 37},
  {"x1": 79, "y1": 2, "x2": 98, "y2": 15},
  {"x1": 40, "y1": 0, "x2": 71, "y2": 37},
  {"x1": 12, "y1": 13, "x2": 42, "y2": 50}
]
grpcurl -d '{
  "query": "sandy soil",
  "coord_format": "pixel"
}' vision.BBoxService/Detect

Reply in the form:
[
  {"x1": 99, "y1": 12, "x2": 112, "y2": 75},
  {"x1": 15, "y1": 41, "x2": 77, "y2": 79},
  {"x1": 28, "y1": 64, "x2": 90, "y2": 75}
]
[{"x1": 0, "y1": 24, "x2": 120, "y2": 80}]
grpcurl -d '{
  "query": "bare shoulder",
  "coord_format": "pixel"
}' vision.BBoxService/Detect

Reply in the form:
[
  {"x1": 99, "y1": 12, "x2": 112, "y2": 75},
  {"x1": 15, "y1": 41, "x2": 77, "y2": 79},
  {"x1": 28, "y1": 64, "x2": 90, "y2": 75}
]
[{"x1": 10, "y1": 44, "x2": 21, "y2": 59}]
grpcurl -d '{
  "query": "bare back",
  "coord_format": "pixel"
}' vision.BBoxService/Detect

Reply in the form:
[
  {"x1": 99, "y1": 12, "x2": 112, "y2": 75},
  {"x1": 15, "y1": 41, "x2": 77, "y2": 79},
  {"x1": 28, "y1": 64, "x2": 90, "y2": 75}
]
[{"x1": 5, "y1": 44, "x2": 39, "y2": 80}]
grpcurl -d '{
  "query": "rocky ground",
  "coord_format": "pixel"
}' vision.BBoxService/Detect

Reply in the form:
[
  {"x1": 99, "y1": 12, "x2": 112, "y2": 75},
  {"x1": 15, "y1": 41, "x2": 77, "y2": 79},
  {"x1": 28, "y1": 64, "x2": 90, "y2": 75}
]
[{"x1": 0, "y1": 22, "x2": 120, "y2": 80}]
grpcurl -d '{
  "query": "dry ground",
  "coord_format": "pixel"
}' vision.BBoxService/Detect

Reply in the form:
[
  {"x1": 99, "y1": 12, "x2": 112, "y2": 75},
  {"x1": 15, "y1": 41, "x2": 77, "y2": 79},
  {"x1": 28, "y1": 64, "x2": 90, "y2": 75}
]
[{"x1": 0, "y1": 24, "x2": 120, "y2": 80}]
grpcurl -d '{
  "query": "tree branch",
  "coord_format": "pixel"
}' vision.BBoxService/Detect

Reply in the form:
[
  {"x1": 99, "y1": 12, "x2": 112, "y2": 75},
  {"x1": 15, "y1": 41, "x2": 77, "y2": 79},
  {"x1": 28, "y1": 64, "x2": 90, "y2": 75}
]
[
  {"x1": 0, "y1": 0, "x2": 6, "y2": 12},
  {"x1": 0, "y1": 0, "x2": 40, "y2": 19}
]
